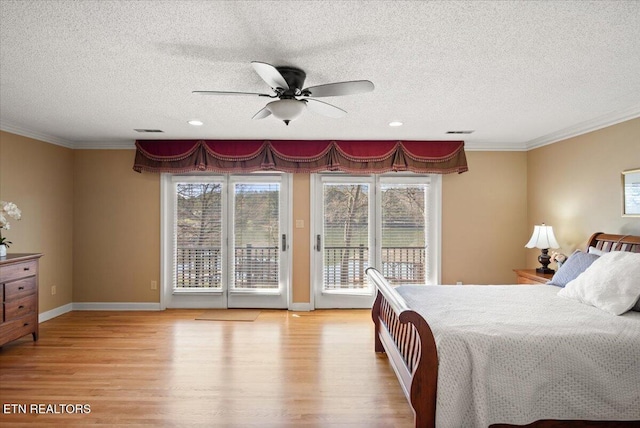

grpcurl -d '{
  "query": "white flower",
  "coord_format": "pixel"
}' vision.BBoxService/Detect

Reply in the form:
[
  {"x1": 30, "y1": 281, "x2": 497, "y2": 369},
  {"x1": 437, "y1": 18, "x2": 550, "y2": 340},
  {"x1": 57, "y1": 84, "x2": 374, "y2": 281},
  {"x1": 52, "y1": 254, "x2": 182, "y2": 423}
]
[
  {"x1": 0, "y1": 201, "x2": 21, "y2": 231},
  {"x1": 2, "y1": 201, "x2": 21, "y2": 220}
]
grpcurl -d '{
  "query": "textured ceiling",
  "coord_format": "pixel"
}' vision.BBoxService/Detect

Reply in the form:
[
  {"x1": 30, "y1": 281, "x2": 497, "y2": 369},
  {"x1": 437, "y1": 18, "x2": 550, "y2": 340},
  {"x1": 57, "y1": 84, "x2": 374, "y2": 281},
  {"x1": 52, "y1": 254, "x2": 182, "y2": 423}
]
[{"x1": 1, "y1": 0, "x2": 639, "y2": 150}]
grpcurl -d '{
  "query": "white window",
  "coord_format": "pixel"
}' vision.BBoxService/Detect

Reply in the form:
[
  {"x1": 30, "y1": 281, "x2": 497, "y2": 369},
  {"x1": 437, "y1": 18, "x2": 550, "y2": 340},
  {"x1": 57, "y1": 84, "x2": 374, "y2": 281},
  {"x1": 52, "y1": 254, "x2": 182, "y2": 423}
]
[
  {"x1": 175, "y1": 181, "x2": 223, "y2": 290},
  {"x1": 161, "y1": 174, "x2": 291, "y2": 309},
  {"x1": 312, "y1": 173, "x2": 441, "y2": 308}
]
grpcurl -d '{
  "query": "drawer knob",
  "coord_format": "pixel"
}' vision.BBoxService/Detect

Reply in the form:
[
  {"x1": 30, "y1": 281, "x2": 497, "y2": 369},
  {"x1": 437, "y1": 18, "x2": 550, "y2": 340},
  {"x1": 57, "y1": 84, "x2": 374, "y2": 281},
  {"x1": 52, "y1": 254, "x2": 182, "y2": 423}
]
[
  {"x1": 18, "y1": 305, "x2": 25, "y2": 309},
  {"x1": 23, "y1": 323, "x2": 30, "y2": 327},
  {"x1": 24, "y1": 267, "x2": 30, "y2": 271},
  {"x1": 18, "y1": 286, "x2": 25, "y2": 290}
]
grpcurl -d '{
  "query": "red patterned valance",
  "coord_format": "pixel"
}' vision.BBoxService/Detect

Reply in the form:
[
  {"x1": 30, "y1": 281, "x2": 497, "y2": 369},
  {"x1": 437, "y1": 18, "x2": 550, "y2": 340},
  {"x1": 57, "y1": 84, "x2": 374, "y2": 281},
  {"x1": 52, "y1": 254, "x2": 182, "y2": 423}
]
[{"x1": 133, "y1": 140, "x2": 468, "y2": 174}]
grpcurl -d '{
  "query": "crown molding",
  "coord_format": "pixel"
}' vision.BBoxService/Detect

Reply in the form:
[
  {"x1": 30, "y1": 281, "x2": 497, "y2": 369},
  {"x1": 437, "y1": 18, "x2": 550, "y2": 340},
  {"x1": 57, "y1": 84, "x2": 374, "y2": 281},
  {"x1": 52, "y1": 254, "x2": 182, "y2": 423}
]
[
  {"x1": 525, "y1": 104, "x2": 640, "y2": 150},
  {"x1": 0, "y1": 122, "x2": 76, "y2": 149},
  {"x1": 73, "y1": 140, "x2": 136, "y2": 149},
  {"x1": 464, "y1": 141, "x2": 528, "y2": 151},
  {"x1": 1, "y1": 122, "x2": 136, "y2": 149}
]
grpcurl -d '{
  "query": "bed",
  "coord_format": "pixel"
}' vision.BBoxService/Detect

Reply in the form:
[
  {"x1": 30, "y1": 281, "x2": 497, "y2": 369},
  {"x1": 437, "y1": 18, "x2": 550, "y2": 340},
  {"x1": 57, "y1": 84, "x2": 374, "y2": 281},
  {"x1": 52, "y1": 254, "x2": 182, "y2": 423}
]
[{"x1": 368, "y1": 232, "x2": 640, "y2": 428}]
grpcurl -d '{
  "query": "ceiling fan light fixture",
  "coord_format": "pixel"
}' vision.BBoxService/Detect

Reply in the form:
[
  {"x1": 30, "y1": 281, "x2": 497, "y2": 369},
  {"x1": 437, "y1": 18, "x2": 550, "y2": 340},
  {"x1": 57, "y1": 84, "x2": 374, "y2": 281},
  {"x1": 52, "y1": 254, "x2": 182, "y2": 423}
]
[{"x1": 266, "y1": 99, "x2": 307, "y2": 125}]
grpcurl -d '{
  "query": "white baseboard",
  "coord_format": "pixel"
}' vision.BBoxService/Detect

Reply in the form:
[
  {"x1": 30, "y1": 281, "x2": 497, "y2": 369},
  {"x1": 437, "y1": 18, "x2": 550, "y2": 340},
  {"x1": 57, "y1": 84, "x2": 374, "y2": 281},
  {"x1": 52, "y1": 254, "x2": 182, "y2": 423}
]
[
  {"x1": 37, "y1": 301, "x2": 310, "y2": 323},
  {"x1": 289, "y1": 302, "x2": 313, "y2": 311},
  {"x1": 39, "y1": 303, "x2": 73, "y2": 323},
  {"x1": 72, "y1": 302, "x2": 162, "y2": 311}
]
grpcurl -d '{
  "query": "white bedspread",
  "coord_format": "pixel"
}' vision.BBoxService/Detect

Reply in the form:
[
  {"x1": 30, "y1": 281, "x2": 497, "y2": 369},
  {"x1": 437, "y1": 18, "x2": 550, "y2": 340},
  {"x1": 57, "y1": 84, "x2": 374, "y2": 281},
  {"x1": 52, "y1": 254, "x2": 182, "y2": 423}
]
[{"x1": 395, "y1": 285, "x2": 640, "y2": 427}]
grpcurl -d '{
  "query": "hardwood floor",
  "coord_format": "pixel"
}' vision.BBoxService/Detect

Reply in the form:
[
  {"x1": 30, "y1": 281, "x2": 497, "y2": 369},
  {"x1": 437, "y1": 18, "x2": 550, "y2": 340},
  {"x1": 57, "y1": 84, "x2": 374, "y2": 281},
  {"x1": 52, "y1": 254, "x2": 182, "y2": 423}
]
[{"x1": 0, "y1": 309, "x2": 414, "y2": 427}]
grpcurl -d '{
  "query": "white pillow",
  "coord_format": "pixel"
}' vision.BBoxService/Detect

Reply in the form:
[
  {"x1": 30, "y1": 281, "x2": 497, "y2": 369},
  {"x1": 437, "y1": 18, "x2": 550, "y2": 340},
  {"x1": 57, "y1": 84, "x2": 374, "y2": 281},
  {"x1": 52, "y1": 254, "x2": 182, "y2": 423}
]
[
  {"x1": 558, "y1": 251, "x2": 640, "y2": 315},
  {"x1": 588, "y1": 246, "x2": 606, "y2": 256}
]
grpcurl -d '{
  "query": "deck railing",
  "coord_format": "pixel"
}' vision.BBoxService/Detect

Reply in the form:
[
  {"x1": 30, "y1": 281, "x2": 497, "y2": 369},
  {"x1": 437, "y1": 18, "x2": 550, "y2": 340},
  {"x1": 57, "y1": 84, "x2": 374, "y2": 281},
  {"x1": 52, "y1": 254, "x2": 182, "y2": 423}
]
[
  {"x1": 323, "y1": 245, "x2": 425, "y2": 289},
  {"x1": 233, "y1": 245, "x2": 279, "y2": 288},
  {"x1": 175, "y1": 247, "x2": 222, "y2": 288},
  {"x1": 176, "y1": 246, "x2": 278, "y2": 289},
  {"x1": 176, "y1": 245, "x2": 425, "y2": 289},
  {"x1": 380, "y1": 246, "x2": 426, "y2": 284}
]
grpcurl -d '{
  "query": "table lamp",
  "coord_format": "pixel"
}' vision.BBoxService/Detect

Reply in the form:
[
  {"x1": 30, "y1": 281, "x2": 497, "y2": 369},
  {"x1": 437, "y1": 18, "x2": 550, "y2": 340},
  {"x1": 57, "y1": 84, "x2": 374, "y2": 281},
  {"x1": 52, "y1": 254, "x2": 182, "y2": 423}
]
[{"x1": 525, "y1": 223, "x2": 559, "y2": 274}]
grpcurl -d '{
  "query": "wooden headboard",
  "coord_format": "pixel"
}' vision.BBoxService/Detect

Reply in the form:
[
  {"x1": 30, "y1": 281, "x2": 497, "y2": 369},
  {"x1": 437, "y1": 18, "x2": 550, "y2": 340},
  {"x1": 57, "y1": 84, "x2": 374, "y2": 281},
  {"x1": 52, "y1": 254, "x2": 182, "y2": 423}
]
[{"x1": 587, "y1": 232, "x2": 640, "y2": 253}]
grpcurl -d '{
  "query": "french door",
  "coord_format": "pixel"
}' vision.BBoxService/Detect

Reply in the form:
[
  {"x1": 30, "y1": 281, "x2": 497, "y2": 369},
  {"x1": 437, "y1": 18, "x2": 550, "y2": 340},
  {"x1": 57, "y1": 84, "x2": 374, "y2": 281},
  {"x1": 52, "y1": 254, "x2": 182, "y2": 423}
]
[
  {"x1": 312, "y1": 174, "x2": 440, "y2": 308},
  {"x1": 161, "y1": 174, "x2": 291, "y2": 309}
]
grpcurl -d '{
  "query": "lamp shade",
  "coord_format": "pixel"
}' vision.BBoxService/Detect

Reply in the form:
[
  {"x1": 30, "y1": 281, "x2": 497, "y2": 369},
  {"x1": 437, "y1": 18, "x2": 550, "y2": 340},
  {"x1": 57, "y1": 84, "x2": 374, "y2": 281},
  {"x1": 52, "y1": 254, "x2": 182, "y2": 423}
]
[
  {"x1": 525, "y1": 223, "x2": 559, "y2": 249},
  {"x1": 266, "y1": 99, "x2": 306, "y2": 122}
]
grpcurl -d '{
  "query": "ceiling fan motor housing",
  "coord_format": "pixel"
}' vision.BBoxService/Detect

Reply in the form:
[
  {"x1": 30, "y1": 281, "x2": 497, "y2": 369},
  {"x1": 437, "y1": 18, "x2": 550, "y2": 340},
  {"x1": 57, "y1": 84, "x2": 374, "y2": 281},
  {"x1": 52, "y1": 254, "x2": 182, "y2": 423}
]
[{"x1": 276, "y1": 66, "x2": 306, "y2": 97}]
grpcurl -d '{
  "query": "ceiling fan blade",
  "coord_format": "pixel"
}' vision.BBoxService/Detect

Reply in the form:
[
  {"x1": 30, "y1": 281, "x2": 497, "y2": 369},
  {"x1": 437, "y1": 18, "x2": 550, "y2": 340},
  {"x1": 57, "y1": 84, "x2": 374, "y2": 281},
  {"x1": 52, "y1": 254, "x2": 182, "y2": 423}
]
[
  {"x1": 192, "y1": 90, "x2": 270, "y2": 96},
  {"x1": 252, "y1": 107, "x2": 272, "y2": 120},
  {"x1": 305, "y1": 99, "x2": 347, "y2": 118},
  {"x1": 303, "y1": 80, "x2": 374, "y2": 98},
  {"x1": 251, "y1": 61, "x2": 290, "y2": 90}
]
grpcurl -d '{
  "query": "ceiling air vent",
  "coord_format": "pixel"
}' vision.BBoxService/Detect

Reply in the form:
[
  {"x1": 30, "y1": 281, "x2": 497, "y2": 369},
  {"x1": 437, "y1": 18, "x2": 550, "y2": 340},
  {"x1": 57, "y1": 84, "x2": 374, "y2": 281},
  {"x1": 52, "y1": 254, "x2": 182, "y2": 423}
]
[
  {"x1": 134, "y1": 129, "x2": 164, "y2": 133},
  {"x1": 446, "y1": 130, "x2": 474, "y2": 134}
]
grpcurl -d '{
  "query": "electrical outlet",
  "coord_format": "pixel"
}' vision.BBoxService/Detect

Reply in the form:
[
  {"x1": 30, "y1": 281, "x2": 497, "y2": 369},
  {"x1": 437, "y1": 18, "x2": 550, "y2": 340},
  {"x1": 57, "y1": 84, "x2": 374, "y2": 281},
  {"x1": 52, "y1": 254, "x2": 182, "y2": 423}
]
[
  {"x1": 295, "y1": 219, "x2": 304, "y2": 229},
  {"x1": 150, "y1": 280, "x2": 157, "y2": 290},
  {"x1": 51, "y1": 285, "x2": 57, "y2": 295},
  {"x1": 456, "y1": 281, "x2": 463, "y2": 285}
]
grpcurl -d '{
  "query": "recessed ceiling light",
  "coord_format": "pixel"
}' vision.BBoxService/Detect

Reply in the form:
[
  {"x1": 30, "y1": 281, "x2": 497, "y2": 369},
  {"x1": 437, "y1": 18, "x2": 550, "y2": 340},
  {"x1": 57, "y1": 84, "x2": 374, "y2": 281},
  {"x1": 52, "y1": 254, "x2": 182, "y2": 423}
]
[
  {"x1": 188, "y1": 120, "x2": 204, "y2": 126},
  {"x1": 134, "y1": 129, "x2": 164, "y2": 133},
  {"x1": 446, "y1": 130, "x2": 474, "y2": 134},
  {"x1": 388, "y1": 121, "x2": 403, "y2": 127}
]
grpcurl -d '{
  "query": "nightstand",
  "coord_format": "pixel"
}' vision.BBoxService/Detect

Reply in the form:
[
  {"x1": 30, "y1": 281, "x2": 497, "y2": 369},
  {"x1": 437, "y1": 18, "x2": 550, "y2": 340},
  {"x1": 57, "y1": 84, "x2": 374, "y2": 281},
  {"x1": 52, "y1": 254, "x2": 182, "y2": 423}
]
[{"x1": 513, "y1": 269, "x2": 554, "y2": 285}]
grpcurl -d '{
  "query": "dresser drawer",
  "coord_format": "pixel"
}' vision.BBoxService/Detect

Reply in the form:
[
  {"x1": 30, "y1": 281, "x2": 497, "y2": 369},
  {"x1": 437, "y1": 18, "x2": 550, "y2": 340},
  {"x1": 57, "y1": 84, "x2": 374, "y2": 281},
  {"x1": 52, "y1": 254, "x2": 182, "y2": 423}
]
[
  {"x1": 0, "y1": 313, "x2": 38, "y2": 345},
  {"x1": 4, "y1": 278, "x2": 37, "y2": 301},
  {"x1": 4, "y1": 294, "x2": 37, "y2": 321},
  {"x1": 0, "y1": 260, "x2": 37, "y2": 283}
]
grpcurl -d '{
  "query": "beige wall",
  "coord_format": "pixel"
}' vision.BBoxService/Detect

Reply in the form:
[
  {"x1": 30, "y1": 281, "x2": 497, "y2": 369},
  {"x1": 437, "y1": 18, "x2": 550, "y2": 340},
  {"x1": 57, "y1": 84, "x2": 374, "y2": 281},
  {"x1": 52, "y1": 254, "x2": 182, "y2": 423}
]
[
  {"x1": 442, "y1": 151, "x2": 528, "y2": 284},
  {"x1": 70, "y1": 149, "x2": 529, "y2": 303},
  {"x1": 291, "y1": 174, "x2": 311, "y2": 303},
  {"x1": 73, "y1": 150, "x2": 160, "y2": 302},
  {"x1": 287, "y1": 151, "x2": 530, "y2": 295},
  {"x1": 5, "y1": 119, "x2": 637, "y2": 312},
  {"x1": 71, "y1": 159, "x2": 313, "y2": 304},
  {"x1": 0, "y1": 131, "x2": 74, "y2": 313},
  {"x1": 0, "y1": 135, "x2": 531, "y2": 311},
  {"x1": 526, "y1": 118, "x2": 640, "y2": 267}
]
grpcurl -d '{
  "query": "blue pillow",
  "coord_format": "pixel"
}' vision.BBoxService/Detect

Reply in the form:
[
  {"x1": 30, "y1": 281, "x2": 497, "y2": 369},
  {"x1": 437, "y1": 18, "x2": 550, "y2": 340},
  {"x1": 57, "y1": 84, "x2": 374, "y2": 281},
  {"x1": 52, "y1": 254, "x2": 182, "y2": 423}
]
[{"x1": 546, "y1": 250, "x2": 600, "y2": 288}]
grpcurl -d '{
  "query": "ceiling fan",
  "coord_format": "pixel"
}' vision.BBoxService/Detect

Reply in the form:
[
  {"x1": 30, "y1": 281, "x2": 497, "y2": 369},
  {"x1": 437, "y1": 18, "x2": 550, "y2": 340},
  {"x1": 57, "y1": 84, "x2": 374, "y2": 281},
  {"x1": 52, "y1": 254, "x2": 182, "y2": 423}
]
[{"x1": 193, "y1": 61, "x2": 374, "y2": 125}]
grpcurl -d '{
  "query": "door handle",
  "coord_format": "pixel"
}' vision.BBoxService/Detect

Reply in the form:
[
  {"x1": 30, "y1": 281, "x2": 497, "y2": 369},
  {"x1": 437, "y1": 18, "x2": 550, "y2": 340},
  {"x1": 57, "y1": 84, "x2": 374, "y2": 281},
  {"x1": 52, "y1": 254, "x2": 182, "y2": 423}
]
[
  {"x1": 316, "y1": 234, "x2": 322, "y2": 252},
  {"x1": 282, "y1": 234, "x2": 287, "y2": 251}
]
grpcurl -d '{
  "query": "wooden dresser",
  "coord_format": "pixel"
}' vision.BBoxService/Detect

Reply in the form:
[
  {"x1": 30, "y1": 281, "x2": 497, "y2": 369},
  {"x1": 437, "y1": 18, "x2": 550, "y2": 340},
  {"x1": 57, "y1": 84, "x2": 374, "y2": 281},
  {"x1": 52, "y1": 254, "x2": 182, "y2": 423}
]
[{"x1": 0, "y1": 253, "x2": 42, "y2": 347}]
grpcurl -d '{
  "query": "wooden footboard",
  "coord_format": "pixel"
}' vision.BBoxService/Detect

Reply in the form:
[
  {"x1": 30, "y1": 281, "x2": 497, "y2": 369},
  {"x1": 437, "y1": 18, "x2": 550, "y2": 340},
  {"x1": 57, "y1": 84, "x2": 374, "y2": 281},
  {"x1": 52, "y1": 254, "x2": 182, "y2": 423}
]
[{"x1": 367, "y1": 267, "x2": 438, "y2": 428}]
